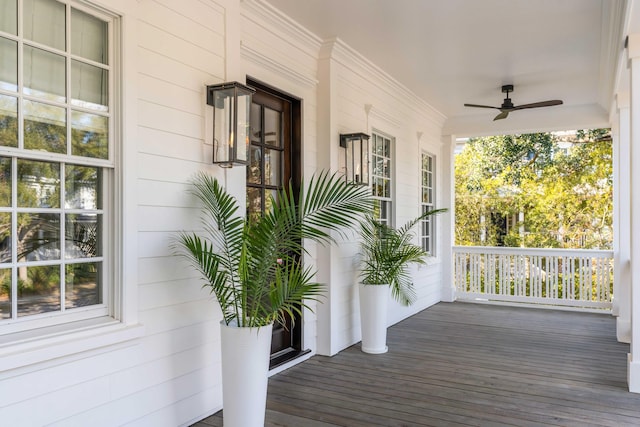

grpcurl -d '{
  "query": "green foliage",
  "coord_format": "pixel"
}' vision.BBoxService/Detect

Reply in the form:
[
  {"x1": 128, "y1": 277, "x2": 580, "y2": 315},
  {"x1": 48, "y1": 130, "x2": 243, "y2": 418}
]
[
  {"x1": 175, "y1": 171, "x2": 372, "y2": 327},
  {"x1": 358, "y1": 209, "x2": 446, "y2": 306},
  {"x1": 455, "y1": 130, "x2": 612, "y2": 249}
]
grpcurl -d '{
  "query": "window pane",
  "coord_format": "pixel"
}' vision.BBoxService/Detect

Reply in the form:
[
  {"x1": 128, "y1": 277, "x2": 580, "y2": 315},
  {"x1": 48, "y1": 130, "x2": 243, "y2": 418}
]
[
  {"x1": 264, "y1": 107, "x2": 281, "y2": 148},
  {"x1": 24, "y1": 46, "x2": 66, "y2": 102},
  {"x1": 24, "y1": 100, "x2": 66, "y2": 153},
  {"x1": 65, "y1": 213, "x2": 99, "y2": 258},
  {"x1": 250, "y1": 103, "x2": 261, "y2": 143},
  {"x1": 0, "y1": 95, "x2": 17, "y2": 147},
  {"x1": 18, "y1": 159, "x2": 60, "y2": 208},
  {"x1": 0, "y1": 0, "x2": 17, "y2": 35},
  {"x1": 0, "y1": 268, "x2": 10, "y2": 319},
  {"x1": 265, "y1": 189, "x2": 278, "y2": 213},
  {"x1": 246, "y1": 187, "x2": 261, "y2": 223},
  {"x1": 65, "y1": 261, "x2": 101, "y2": 309},
  {"x1": 71, "y1": 8, "x2": 108, "y2": 64},
  {"x1": 0, "y1": 213, "x2": 10, "y2": 263},
  {"x1": 71, "y1": 60, "x2": 108, "y2": 111},
  {"x1": 17, "y1": 213, "x2": 60, "y2": 261},
  {"x1": 17, "y1": 264, "x2": 60, "y2": 316},
  {"x1": 247, "y1": 145, "x2": 261, "y2": 184},
  {"x1": 0, "y1": 37, "x2": 17, "y2": 92},
  {"x1": 24, "y1": 0, "x2": 65, "y2": 51},
  {"x1": 66, "y1": 165, "x2": 99, "y2": 209},
  {"x1": 264, "y1": 148, "x2": 281, "y2": 186},
  {"x1": 71, "y1": 110, "x2": 108, "y2": 158}
]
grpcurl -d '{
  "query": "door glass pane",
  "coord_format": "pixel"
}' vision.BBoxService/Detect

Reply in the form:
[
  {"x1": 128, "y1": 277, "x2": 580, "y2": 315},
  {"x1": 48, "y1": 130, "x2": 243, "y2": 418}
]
[
  {"x1": 17, "y1": 159, "x2": 60, "y2": 208},
  {"x1": 24, "y1": 46, "x2": 66, "y2": 102},
  {"x1": 17, "y1": 264, "x2": 60, "y2": 316},
  {"x1": 71, "y1": 60, "x2": 108, "y2": 111},
  {"x1": 0, "y1": 268, "x2": 10, "y2": 319},
  {"x1": 71, "y1": 110, "x2": 108, "y2": 158},
  {"x1": 0, "y1": 213, "x2": 10, "y2": 263},
  {"x1": 71, "y1": 8, "x2": 108, "y2": 64},
  {"x1": 65, "y1": 261, "x2": 101, "y2": 309},
  {"x1": 0, "y1": 95, "x2": 18, "y2": 147},
  {"x1": 265, "y1": 189, "x2": 278, "y2": 213},
  {"x1": 16, "y1": 213, "x2": 60, "y2": 261},
  {"x1": 66, "y1": 165, "x2": 99, "y2": 209},
  {"x1": 246, "y1": 187, "x2": 261, "y2": 223},
  {"x1": 0, "y1": 0, "x2": 17, "y2": 35},
  {"x1": 264, "y1": 107, "x2": 281, "y2": 147},
  {"x1": 265, "y1": 148, "x2": 281, "y2": 186},
  {"x1": 247, "y1": 145, "x2": 261, "y2": 184},
  {"x1": 24, "y1": 0, "x2": 66, "y2": 51},
  {"x1": 0, "y1": 157, "x2": 9, "y2": 207},
  {"x1": 250, "y1": 103, "x2": 261, "y2": 143},
  {"x1": 0, "y1": 37, "x2": 17, "y2": 92},
  {"x1": 24, "y1": 100, "x2": 66, "y2": 153},
  {"x1": 65, "y1": 213, "x2": 99, "y2": 258}
]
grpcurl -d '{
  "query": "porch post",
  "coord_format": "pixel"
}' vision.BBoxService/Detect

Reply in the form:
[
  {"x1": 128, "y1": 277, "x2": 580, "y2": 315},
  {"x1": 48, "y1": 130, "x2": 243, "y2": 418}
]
[
  {"x1": 440, "y1": 134, "x2": 456, "y2": 302},
  {"x1": 614, "y1": 92, "x2": 631, "y2": 343},
  {"x1": 627, "y1": 33, "x2": 640, "y2": 392}
]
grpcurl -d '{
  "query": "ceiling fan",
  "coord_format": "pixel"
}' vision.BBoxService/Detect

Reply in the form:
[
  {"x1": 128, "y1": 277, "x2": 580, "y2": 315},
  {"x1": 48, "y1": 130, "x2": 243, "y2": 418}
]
[{"x1": 464, "y1": 85, "x2": 563, "y2": 121}]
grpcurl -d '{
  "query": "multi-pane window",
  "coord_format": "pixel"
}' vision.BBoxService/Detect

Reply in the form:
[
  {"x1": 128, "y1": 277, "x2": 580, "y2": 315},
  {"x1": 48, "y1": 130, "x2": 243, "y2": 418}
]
[
  {"x1": 421, "y1": 152, "x2": 435, "y2": 254},
  {"x1": 371, "y1": 133, "x2": 393, "y2": 226},
  {"x1": 0, "y1": 0, "x2": 112, "y2": 327}
]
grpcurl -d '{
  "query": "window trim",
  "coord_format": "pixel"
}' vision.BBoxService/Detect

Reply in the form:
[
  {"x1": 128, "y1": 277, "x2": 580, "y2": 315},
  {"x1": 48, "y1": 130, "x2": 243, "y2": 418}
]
[
  {"x1": 421, "y1": 151, "x2": 436, "y2": 255},
  {"x1": 370, "y1": 131, "x2": 394, "y2": 227},
  {"x1": 0, "y1": 0, "x2": 142, "y2": 373}
]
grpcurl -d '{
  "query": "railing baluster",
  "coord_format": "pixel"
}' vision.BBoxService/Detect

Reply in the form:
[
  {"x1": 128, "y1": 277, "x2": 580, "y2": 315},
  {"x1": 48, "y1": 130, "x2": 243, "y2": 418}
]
[{"x1": 452, "y1": 246, "x2": 613, "y2": 310}]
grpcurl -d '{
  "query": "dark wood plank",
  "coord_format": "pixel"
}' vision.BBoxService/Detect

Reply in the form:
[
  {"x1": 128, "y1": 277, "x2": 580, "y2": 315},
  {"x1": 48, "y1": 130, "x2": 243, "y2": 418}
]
[{"x1": 194, "y1": 302, "x2": 640, "y2": 426}]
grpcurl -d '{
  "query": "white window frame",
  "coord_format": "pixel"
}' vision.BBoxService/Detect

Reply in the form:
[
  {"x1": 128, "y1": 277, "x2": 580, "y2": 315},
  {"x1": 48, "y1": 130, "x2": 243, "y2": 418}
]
[
  {"x1": 421, "y1": 152, "x2": 436, "y2": 255},
  {"x1": 0, "y1": 0, "x2": 142, "y2": 373},
  {"x1": 371, "y1": 132, "x2": 394, "y2": 226}
]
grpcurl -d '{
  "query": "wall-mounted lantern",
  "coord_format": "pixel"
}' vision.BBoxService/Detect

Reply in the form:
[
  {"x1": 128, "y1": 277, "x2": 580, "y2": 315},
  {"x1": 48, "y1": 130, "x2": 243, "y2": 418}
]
[
  {"x1": 206, "y1": 82, "x2": 256, "y2": 167},
  {"x1": 340, "y1": 132, "x2": 370, "y2": 185}
]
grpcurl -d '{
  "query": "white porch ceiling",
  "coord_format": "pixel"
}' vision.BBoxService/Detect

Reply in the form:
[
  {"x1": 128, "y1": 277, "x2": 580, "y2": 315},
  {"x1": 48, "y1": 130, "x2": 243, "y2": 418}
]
[{"x1": 264, "y1": 0, "x2": 627, "y2": 136}]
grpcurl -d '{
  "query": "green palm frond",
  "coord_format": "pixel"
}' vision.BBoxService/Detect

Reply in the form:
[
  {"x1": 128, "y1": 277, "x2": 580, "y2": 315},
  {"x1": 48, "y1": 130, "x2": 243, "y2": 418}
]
[
  {"x1": 359, "y1": 207, "x2": 447, "y2": 306},
  {"x1": 174, "y1": 170, "x2": 372, "y2": 327}
]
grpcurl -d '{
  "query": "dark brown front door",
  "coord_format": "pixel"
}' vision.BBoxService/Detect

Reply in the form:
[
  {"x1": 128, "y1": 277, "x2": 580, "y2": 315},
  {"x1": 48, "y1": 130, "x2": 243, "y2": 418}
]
[{"x1": 246, "y1": 80, "x2": 303, "y2": 367}]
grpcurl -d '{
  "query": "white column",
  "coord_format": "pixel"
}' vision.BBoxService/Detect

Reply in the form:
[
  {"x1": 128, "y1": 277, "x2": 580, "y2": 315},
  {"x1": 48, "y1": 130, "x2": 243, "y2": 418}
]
[
  {"x1": 615, "y1": 92, "x2": 631, "y2": 343},
  {"x1": 440, "y1": 134, "x2": 456, "y2": 302},
  {"x1": 627, "y1": 33, "x2": 640, "y2": 392}
]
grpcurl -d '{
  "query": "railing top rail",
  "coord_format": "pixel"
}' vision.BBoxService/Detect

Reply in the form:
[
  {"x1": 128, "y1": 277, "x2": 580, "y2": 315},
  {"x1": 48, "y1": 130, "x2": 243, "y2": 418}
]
[{"x1": 452, "y1": 245, "x2": 613, "y2": 258}]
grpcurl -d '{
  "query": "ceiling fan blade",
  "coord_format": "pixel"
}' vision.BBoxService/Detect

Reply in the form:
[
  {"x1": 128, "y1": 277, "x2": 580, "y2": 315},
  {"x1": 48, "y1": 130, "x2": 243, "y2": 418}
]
[
  {"x1": 512, "y1": 100, "x2": 563, "y2": 110},
  {"x1": 464, "y1": 103, "x2": 500, "y2": 110},
  {"x1": 493, "y1": 111, "x2": 509, "y2": 121}
]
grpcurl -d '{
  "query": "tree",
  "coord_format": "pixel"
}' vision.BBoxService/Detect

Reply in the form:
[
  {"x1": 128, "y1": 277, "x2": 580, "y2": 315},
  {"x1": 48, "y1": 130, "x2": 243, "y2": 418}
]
[{"x1": 455, "y1": 130, "x2": 612, "y2": 249}]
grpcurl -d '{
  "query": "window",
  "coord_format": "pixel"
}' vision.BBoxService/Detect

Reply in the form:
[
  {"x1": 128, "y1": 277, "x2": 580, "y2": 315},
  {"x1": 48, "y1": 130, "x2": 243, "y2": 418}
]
[
  {"x1": 0, "y1": 0, "x2": 113, "y2": 333},
  {"x1": 421, "y1": 152, "x2": 435, "y2": 254},
  {"x1": 371, "y1": 133, "x2": 393, "y2": 226}
]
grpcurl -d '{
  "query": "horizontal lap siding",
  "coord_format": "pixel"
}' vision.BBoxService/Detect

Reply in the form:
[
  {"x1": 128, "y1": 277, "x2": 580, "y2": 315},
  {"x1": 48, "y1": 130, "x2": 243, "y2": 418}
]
[
  {"x1": 0, "y1": 0, "x2": 230, "y2": 425},
  {"x1": 331, "y1": 54, "x2": 446, "y2": 352}
]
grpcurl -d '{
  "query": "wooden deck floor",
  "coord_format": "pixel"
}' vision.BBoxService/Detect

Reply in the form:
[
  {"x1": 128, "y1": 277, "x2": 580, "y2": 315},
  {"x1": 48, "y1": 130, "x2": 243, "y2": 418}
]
[{"x1": 193, "y1": 302, "x2": 640, "y2": 426}]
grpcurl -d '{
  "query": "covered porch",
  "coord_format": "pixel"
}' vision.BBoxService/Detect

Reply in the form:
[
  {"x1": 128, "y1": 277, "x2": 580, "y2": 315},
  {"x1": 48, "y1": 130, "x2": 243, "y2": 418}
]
[{"x1": 198, "y1": 302, "x2": 638, "y2": 426}]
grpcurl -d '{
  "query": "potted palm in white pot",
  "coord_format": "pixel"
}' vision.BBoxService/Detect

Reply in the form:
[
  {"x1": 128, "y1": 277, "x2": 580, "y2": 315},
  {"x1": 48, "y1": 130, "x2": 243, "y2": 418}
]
[
  {"x1": 358, "y1": 209, "x2": 446, "y2": 354},
  {"x1": 175, "y1": 171, "x2": 371, "y2": 427}
]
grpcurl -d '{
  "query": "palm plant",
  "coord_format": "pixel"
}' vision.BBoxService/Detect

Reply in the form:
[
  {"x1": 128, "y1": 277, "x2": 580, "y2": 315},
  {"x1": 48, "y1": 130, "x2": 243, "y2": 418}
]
[
  {"x1": 358, "y1": 209, "x2": 447, "y2": 306},
  {"x1": 175, "y1": 171, "x2": 371, "y2": 328}
]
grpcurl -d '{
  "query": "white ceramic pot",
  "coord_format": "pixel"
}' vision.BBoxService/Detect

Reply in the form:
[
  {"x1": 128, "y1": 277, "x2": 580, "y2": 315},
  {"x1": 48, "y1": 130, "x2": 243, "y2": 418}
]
[
  {"x1": 220, "y1": 320, "x2": 273, "y2": 427},
  {"x1": 358, "y1": 283, "x2": 390, "y2": 354}
]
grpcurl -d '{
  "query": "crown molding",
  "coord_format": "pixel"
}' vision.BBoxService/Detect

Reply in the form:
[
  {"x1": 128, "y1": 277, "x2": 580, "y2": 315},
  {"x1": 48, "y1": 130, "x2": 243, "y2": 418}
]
[
  {"x1": 240, "y1": 40, "x2": 319, "y2": 87},
  {"x1": 320, "y1": 38, "x2": 446, "y2": 128}
]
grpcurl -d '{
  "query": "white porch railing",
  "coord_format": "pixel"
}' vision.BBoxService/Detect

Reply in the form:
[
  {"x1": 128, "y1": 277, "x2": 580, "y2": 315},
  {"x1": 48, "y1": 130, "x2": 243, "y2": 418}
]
[{"x1": 453, "y1": 246, "x2": 613, "y2": 310}]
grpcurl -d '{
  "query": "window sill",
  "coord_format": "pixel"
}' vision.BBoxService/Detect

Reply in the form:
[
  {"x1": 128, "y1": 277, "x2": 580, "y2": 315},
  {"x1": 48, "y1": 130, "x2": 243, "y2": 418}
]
[{"x1": 0, "y1": 317, "x2": 145, "y2": 375}]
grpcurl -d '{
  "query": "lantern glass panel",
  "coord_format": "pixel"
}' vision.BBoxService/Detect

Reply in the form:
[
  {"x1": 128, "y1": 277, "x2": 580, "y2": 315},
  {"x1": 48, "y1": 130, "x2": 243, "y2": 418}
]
[
  {"x1": 213, "y1": 88, "x2": 234, "y2": 164},
  {"x1": 237, "y1": 91, "x2": 250, "y2": 163}
]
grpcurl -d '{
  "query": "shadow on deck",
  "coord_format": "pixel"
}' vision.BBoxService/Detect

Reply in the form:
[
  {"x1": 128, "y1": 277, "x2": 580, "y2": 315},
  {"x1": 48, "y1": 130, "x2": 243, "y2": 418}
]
[{"x1": 194, "y1": 302, "x2": 640, "y2": 426}]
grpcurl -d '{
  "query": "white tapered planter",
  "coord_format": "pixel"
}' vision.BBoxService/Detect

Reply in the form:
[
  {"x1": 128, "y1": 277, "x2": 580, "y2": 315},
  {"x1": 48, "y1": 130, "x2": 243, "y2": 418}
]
[
  {"x1": 359, "y1": 283, "x2": 390, "y2": 354},
  {"x1": 220, "y1": 321, "x2": 273, "y2": 427}
]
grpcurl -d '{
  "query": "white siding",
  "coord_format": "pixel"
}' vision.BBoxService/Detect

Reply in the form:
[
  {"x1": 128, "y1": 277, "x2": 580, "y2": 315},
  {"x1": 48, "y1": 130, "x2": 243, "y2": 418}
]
[{"x1": 0, "y1": 0, "x2": 450, "y2": 424}]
